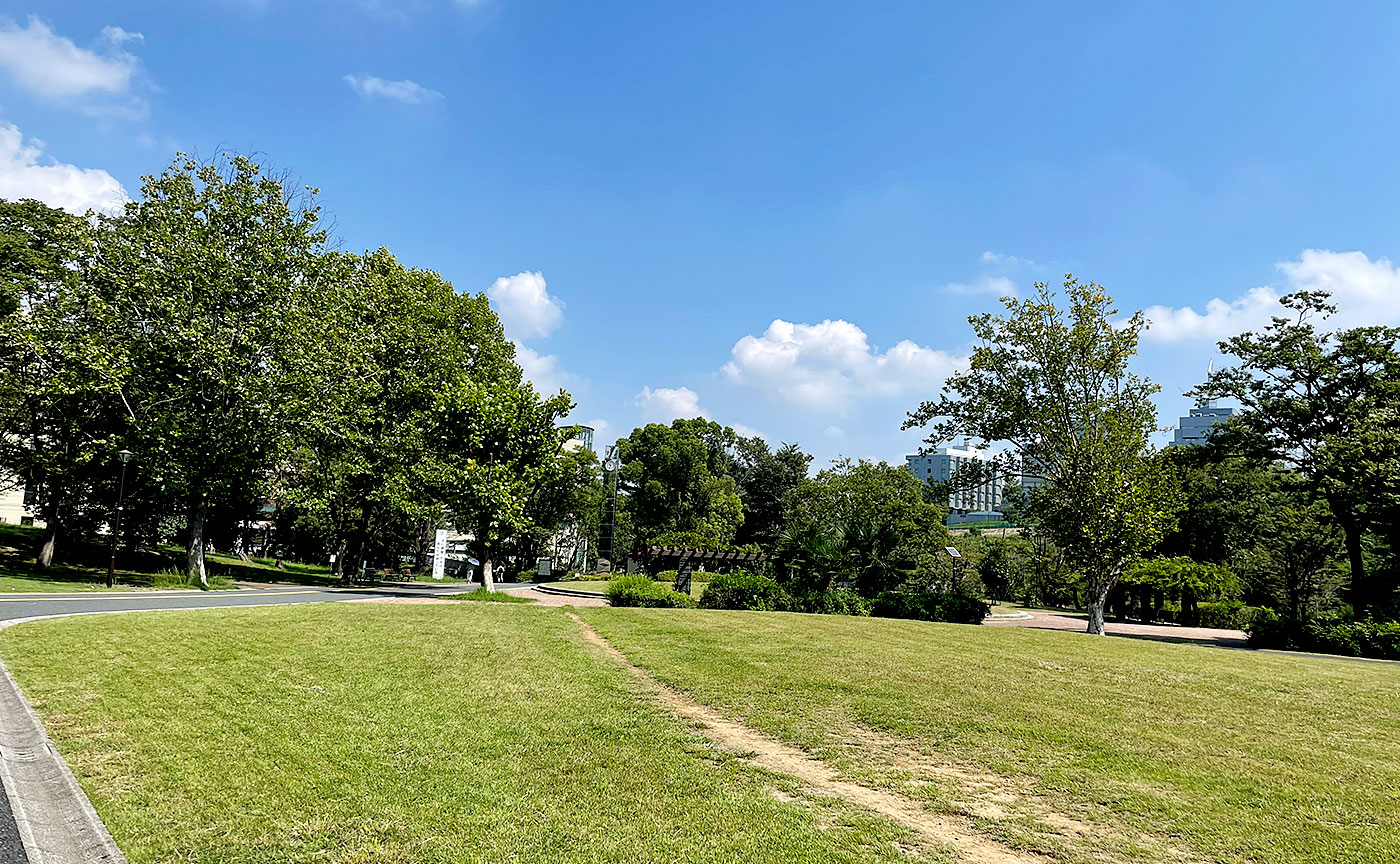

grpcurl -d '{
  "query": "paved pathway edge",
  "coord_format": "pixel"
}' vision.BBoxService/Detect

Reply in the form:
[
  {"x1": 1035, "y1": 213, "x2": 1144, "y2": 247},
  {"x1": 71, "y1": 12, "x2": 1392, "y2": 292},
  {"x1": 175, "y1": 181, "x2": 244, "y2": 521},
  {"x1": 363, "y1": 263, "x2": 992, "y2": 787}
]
[{"x1": 0, "y1": 617, "x2": 127, "y2": 864}]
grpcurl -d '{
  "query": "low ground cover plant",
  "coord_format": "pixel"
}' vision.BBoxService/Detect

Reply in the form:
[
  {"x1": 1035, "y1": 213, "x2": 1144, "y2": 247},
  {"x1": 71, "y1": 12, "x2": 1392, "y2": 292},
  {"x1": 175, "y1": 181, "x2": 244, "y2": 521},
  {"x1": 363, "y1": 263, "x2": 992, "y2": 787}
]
[
  {"x1": 1249, "y1": 612, "x2": 1400, "y2": 660},
  {"x1": 605, "y1": 573, "x2": 697, "y2": 608}
]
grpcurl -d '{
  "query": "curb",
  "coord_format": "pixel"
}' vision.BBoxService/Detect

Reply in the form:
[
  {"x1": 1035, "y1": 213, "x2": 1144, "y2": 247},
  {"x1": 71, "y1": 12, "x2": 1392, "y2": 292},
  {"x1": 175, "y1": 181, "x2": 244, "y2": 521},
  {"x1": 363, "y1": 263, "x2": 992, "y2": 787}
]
[
  {"x1": 986, "y1": 611, "x2": 1033, "y2": 620},
  {"x1": 0, "y1": 617, "x2": 128, "y2": 864}
]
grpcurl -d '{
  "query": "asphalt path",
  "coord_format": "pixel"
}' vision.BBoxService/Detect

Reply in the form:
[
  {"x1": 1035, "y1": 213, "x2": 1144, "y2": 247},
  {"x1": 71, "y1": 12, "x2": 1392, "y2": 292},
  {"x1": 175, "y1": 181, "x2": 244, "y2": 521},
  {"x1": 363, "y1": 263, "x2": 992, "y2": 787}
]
[{"x1": 0, "y1": 582, "x2": 468, "y2": 862}]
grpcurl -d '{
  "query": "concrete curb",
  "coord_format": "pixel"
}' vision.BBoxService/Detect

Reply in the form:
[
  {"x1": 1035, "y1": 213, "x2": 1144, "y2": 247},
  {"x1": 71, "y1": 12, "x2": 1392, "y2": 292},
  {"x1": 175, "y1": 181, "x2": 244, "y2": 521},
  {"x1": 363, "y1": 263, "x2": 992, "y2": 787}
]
[
  {"x1": 986, "y1": 611, "x2": 1033, "y2": 620},
  {"x1": 0, "y1": 621, "x2": 127, "y2": 863},
  {"x1": 0, "y1": 606, "x2": 257, "y2": 864},
  {"x1": 532, "y1": 583, "x2": 610, "y2": 599}
]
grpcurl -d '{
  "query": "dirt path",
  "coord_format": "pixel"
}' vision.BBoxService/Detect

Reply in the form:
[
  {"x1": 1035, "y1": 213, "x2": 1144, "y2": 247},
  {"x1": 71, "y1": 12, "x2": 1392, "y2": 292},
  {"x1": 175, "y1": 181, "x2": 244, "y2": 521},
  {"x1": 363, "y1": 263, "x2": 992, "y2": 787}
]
[{"x1": 568, "y1": 613, "x2": 1044, "y2": 864}]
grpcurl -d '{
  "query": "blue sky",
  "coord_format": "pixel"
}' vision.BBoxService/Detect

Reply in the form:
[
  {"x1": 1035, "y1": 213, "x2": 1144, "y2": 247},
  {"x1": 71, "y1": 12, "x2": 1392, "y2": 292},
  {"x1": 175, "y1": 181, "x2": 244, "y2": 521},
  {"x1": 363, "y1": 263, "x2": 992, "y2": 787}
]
[{"x1": 5, "y1": 1, "x2": 1400, "y2": 466}]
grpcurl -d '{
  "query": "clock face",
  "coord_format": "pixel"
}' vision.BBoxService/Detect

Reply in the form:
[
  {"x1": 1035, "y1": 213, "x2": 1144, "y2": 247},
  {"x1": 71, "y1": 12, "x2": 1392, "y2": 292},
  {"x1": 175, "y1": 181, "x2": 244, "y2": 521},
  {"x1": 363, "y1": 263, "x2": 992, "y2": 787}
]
[{"x1": 603, "y1": 445, "x2": 621, "y2": 471}]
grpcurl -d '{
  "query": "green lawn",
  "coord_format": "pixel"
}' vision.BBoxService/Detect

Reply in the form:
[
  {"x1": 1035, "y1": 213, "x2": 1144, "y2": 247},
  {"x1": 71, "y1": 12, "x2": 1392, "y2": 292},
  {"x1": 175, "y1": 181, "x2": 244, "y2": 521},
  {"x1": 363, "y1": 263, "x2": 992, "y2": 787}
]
[
  {"x1": 580, "y1": 609, "x2": 1400, "y2": 864},
  {"x1": 0, "y1": 604, "x2": 917, "y2": 864},
  {"x1": 0, "y1": 522, "x2": 337, "y2": 592},
  {"x1": 5, "y1": 603, "x2": 1395, "y2": 864}
]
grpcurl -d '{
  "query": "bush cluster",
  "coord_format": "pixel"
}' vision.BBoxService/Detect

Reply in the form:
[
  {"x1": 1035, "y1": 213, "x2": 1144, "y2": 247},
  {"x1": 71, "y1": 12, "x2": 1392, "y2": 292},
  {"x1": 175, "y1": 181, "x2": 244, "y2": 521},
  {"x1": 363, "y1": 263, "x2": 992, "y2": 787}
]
[
  {"x1": 698, "y1": 571, "x2": 983, "y2": 623},
  {"x1": 1194, "y1": 600, "x2": 1271, "y2": 630},
  {"x1": 698, "y1": 571, "x2": 790, "y2": 611},
  {"x1": 1248, "y1": 612, "x2": 1400, "y2": 660},
  {"x1": 605, "y1": 574, "x2": 697, "y2": 608},
  {"x1": 869, "y1": 591, "x2": 989, "y2": 625}
]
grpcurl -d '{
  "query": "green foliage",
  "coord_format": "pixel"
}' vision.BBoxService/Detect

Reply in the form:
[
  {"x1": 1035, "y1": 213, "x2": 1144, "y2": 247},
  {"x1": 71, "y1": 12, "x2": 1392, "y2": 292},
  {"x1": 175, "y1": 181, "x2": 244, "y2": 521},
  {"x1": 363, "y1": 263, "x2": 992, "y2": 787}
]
[
  {"x1": 615, "y1": 419, "x2": 746, "y2": 552},
  {"x1": 1249, "y1": 612, "x2": 1400, "y2": 660},
  {"x1": 906, "y1": 276, "x2": 1179, "y2": 632},
  {"x1": 869, "y1": 591, "x2": 988, "y2": 624},
  {"x1": 605, "y1": 573, "x2": 697, "y2": 608},
  {"x1": 698, "y1": 570, "x2": 789, "y2": 611},
  {"x1": 1197, "y1": 289, "x2": 1400, "y2": 618},
  {"x1": 785, "y1": 588, "x2": 872, "y2": 616},
  {"x1": 783, "y1": 458, "x2": 948, "y2": 597},
  {"x1": 1194, "y1": 600, "x2": 1270, "y2": 630}
]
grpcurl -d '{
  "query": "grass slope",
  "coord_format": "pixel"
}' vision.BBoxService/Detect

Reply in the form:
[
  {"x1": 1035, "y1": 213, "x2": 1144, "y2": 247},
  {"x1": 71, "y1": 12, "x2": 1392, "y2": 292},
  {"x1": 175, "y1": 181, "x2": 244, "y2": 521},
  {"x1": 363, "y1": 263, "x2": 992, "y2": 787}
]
[
  {"x1": 1, "y1": 604, "x2": 916, "y2": 864},
  {"x1": 580, "y1": 609, "x2": 1400, "y2": 864}
]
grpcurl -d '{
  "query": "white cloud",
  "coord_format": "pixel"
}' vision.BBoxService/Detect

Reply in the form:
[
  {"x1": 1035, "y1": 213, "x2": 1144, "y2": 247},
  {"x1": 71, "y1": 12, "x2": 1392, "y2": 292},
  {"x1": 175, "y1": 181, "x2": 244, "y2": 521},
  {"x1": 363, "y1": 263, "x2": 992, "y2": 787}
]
[
  {"x1": 824, "y1": 425, "x2": 845, "y2": 438},
  {"x1": 635, "y1": 386, "x2": 705, "y2": 422},
  {"x1": 1144, "y1": 250, "x2": 1400, "y2": 342},
  {"x1": 722, "y1": 318, "x2": 964, "y2": 411},
  {"x1": 980, "y1": 250, "x2": 1036, "y2": 267},
  {"x1": 344, "y1": 74, "x2": 444, "y2": 105},
  {"x1": 730, "y1": 422, "x2": 765, "y2": 440},
  {"x1": 487, "y1": 271, "x2": 564, "y2": 339},
  {"x1": 0, "y1": 17, "x2": 147, "y2": 117},
  {"x1": 945, "y1": 275, "x2": 1016, "y2": 296},
  {"x1": 0, "y1": 121, "x2": 127, "y2": 214},
  {"x1": 514, "y1": 343, "x2": 575, "y2": 397}
]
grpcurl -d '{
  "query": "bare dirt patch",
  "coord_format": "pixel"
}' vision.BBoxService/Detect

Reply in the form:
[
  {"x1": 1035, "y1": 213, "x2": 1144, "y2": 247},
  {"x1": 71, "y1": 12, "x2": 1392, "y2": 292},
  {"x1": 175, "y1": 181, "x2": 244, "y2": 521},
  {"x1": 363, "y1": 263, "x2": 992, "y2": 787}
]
[{"x1": 570, "y1": 613, "x2": 1047, "y2": 864}]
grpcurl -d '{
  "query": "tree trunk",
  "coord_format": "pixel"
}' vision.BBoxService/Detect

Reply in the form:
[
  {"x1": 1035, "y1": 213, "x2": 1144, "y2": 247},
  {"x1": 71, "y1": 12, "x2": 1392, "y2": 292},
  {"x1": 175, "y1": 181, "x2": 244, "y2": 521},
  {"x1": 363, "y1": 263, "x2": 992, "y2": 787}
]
[
  {"x1": 186, "y1": 502, "x2": 209, "y2": 588},
  {"x1": 481, "y1": 555, "x2": 495, "y2": 592},
  {"x1": 37, "y1": 520, "x2": 58, "y2": 568},
  {"x1": 1342, "y1": 521, "x2": 1368, "y2": 620},
  {"x1": 1085, "y1": 575, "x2": 1114, "y2": 635}
]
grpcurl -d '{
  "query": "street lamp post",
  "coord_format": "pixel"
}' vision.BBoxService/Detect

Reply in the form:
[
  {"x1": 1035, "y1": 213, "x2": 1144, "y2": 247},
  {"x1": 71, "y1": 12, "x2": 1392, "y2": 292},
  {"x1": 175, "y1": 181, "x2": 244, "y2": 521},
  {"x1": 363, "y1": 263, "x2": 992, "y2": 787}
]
[{"x1": 106, "y1": 449, "x2": 133, "y2": 588}]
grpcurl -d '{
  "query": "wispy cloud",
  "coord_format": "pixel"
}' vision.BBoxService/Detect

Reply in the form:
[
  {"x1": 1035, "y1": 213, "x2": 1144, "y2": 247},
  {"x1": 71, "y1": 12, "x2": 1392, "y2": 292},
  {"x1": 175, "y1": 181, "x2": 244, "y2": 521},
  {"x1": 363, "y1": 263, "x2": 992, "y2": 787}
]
[
  {"x1": 944, "y1": 275, "x2": 1016, "y2": 296},
  {"x1": 0, "y1": 16, "x2": 149, "y2": 118},
  {"x1": 344, "y1": 74, "x2": 444, "y2": 105}
]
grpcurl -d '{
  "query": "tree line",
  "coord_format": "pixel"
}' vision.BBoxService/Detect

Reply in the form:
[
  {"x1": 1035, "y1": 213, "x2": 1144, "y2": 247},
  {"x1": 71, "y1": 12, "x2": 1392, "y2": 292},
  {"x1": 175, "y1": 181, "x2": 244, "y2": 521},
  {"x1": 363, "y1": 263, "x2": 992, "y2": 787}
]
[{"x1": 0, "y1": 155, "x2": 579, "y2": 589}]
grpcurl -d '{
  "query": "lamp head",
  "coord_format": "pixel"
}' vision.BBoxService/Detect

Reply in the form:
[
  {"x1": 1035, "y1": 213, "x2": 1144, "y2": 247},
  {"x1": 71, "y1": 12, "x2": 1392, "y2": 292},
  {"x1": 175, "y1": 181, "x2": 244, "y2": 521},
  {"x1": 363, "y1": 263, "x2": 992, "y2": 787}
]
[{"x1": 118, "y1": 449, "x2": 133, "y2": 464}]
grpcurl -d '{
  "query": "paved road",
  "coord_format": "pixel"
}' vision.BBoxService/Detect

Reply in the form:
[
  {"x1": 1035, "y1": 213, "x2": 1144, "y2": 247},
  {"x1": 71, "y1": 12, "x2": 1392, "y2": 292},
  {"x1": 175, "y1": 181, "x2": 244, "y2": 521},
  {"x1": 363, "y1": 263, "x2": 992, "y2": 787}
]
[{"x1": 0, "y1": 582, "x2": 469, "y2": 863}]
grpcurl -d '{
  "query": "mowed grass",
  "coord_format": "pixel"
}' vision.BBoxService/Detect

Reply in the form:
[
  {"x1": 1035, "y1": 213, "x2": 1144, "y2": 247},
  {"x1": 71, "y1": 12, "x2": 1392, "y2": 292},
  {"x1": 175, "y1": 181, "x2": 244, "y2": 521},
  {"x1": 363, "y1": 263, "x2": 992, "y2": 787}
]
[
  {"x1": 0, "y1": 603, "x2": 917, "y2": 864},
  {"x1": 580, "y1": 609, "x2": 1400, "y2": 864}
]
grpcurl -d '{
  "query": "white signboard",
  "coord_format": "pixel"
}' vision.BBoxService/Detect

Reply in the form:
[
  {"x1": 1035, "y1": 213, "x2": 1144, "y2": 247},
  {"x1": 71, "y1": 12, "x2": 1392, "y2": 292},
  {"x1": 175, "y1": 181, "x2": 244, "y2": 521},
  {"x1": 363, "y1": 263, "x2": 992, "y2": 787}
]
[{"x1": 431, "y1": 529, "x2": 448, "y2": 580}]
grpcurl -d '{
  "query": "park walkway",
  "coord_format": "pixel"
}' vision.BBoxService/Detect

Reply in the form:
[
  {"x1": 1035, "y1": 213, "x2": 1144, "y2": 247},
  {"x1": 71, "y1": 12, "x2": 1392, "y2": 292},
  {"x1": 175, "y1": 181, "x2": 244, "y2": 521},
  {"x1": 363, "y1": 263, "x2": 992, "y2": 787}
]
[{"x1": 985, "y1": 608, "x2": 1249, "y2": 648}]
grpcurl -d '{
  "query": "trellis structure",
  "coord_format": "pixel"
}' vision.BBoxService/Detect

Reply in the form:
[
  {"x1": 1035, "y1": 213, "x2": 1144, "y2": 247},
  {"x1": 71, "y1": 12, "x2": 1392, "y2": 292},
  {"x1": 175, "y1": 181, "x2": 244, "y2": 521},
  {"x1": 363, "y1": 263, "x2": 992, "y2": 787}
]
[{"x1": 630, "y1": 546, "x2": 772, "y2": 594}]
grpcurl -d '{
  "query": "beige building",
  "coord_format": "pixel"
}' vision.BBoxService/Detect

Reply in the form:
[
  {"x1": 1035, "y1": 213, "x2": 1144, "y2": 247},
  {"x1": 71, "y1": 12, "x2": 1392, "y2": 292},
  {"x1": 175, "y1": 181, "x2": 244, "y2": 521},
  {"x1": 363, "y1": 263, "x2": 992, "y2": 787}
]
[{"x1": 0, "y1": 482, "x2": 34, "y2": 526}]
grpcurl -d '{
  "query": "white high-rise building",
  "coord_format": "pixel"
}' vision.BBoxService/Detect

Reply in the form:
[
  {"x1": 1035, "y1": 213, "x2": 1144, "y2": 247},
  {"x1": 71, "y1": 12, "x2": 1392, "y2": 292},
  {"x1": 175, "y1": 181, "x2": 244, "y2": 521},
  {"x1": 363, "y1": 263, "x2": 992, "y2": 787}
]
[{"x1": 905, "y1": 446, "x2": 1006, "y2": 520}]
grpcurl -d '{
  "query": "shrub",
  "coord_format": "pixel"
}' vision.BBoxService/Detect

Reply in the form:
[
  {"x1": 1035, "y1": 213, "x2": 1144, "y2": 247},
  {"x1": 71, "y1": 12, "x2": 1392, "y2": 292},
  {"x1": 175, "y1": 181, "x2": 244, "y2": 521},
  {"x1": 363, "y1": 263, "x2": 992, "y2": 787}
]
[
  {"x1": 786, "y1": 588, "x2": 872, "y2": 616},
  {"x1": 870, "y1": 591, "x2": 988, "y2": 624},
  {"x1": 699, "y1": 571, "x2": 787, "y2": 611},
  {"x1": 1195, "y1": 600, "x2": 1271, "y2": 630},
  {"x1": 1247, "y1": 612, "x2": 1400, "y2": 660},
  {"x1": 606, "y1": 574, "x2": 697, "y2": 608}
]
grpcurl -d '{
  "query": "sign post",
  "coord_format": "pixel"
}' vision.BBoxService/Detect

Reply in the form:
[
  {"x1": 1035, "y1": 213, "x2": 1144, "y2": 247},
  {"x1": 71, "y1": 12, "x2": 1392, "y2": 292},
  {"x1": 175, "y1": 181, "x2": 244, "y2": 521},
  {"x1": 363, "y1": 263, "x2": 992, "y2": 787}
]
[{"x1": 432, "y1": 529, "x2": 448, "y2": 580}]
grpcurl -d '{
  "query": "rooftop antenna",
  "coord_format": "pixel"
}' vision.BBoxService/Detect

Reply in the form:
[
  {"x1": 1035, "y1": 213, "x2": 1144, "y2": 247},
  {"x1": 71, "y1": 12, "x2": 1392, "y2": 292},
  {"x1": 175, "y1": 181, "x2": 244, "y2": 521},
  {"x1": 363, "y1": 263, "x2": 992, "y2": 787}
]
[{"x1": 1197, "y1": 361, "x2": 1219, "y2": 410}]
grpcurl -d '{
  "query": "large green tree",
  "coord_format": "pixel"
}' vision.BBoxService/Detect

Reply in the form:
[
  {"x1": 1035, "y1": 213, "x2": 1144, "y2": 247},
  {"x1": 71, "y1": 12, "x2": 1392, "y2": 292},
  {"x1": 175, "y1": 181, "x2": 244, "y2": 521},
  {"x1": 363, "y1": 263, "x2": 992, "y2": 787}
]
[
  {"x1": 0, "y1": 200, "x2": 128, "y2": 567},
  {"x1": 615, "y1": 419, "x2": 745, "y2": 551},
  {"x1": 907, "y1": 277, "x2": 1179, "y2": 634},
  {"x1": 784, "y1": 458, "x2": 949, "y2": 597},
  {"x1": 97, "y1": 155, "x2": 326, "y2": 586},
  {"x1": 732, "y1": 438, "x2": 810, "y2": 549},
  {"x1": 1196, "y1": 291, "x2": 1400, "y2": 619}
]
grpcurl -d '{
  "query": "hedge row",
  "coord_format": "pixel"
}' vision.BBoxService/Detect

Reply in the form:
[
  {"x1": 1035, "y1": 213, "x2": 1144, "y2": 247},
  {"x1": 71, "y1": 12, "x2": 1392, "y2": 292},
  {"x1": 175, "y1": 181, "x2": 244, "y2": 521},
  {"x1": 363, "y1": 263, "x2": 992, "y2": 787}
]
[
  {"x1": 1248, "y1": 613, "x2": 1400, "y2": 660},
  {"x1": 697, "y1": 571, "x2": 986, "y2": 624}
]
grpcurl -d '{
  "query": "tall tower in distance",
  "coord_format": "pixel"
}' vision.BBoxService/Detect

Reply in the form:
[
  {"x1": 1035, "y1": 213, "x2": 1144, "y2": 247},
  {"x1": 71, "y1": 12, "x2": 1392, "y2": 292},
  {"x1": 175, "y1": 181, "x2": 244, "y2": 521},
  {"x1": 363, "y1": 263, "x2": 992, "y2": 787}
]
[{"x1": 1171, "y1": 364, "x2": 1236, "y2": 447}]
